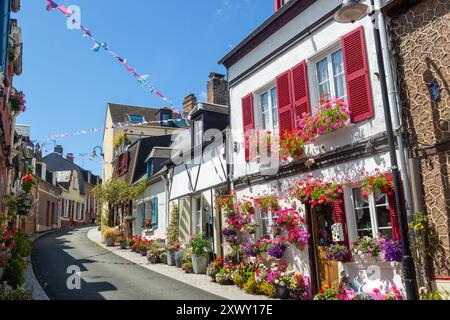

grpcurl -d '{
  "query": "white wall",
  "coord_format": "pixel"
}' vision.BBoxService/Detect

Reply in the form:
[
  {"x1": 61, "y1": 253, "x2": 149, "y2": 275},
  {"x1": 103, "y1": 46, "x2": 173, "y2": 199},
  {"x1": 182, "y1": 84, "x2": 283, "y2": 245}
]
[
  {"x1": 232, "y1": 151, "x2": 406, "y2": 293},
  {"x1": 135, "y1": 179, "x2": 167, "y2": 239},
  {"x1": 170, "y1": 146, "x2": 227, "y2": 201},
  {"x1": 227, "y1": 0, "x2": 386, "y2": 181}
]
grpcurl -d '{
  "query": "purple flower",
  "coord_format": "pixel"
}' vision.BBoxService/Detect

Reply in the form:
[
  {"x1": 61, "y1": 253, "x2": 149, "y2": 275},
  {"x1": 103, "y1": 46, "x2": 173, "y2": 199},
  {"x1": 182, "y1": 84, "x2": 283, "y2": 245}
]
[
  {"x1": 268, "y1": 243, "x2": 286, "y2": 259},
  {"x1": 381, "y1": 240, "x2": 402, "y2": 262}
]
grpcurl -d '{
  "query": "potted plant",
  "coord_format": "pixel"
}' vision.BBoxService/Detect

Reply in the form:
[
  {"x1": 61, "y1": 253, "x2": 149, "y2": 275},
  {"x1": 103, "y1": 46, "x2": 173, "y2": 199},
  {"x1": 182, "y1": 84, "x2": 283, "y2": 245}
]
[
  {"x1": 206, "y1": 258, "x2": 224, "y2": 282},
  {"x1": 103, "y1": 227, "x2": 116, "y2": 247},
  {"x1": 380, "y1": 239, "x2": 402, "y2": 264},
  {"x1": 166, "y1": 243, "x2": 179, "y2": 266},
  {"x1": 268, "y1": 239, "x2": 287, "y2": 260},
  {"x1": 148, "y1": 248, "x2": 160, "y2": 264},
  {"x1": 118, "y1": 235, "x2": 127, "y2": 249},
  {"x1": 175, "y1": 251, "x2": 183, "y2": 268},
  {"x1": 267, "y1": 267, "x2": 293, "y2": 300},
  {"x1": 326, "y1": 243, "x2": 352, "y2": 262},
  {"x1": 273, "y1": 208, "x2": 304, "y2": 231},
  {"x1": 287, "y1": 229, "x2": 310, "y2": 250},
  {"x1": 352, "y1": 237, "x2": 382, "y2": 263},
  {"x1": 215, "y1": 268, "x2": 234, "y2": 285},
  {"x1": 289, "y1": 273, "x2": 309, "y2": 300},
  {"x1": 190, "y1": 234, "x2": 209, "y2": 274},
  {"x1": 182, "y1": 262, "x2": 193, "y2": 273}
]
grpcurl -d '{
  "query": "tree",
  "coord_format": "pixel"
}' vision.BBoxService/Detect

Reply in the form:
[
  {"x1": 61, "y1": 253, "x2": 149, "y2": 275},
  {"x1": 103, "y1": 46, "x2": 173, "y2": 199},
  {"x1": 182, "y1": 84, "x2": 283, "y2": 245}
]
[{"x1": 92, "y1": 179, "x2": 148, "y2": 228}]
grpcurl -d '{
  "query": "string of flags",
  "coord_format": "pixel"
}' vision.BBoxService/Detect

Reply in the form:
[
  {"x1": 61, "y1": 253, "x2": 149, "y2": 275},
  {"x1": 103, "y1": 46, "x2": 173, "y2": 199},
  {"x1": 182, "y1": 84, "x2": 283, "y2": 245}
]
[
  {"x1": 31, "y1": 117, "x2": 189, "y2": 144},
  {"x1": 45, "y1": 0, "x2": 182, "y2": 114}
]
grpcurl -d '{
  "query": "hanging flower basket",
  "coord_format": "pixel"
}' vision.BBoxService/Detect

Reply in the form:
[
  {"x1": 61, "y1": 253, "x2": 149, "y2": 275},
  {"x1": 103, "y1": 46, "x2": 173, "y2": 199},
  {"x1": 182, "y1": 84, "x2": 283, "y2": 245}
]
[{"x1": 361, "y1": 169, "x2": 394, "y2": 198}]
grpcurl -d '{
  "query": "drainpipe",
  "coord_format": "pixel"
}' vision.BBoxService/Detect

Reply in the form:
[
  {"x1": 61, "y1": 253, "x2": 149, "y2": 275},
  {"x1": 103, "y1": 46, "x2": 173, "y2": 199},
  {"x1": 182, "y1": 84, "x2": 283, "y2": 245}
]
[
  {"x1": 371, "y1": 4, "x2": 418, "y2": 299},
  {"x1": 374, "y1": 0, "x2": 414, "y2": 220},
  {"x1": 0, "y1": 0, "x2": 11, "y2": 74}
]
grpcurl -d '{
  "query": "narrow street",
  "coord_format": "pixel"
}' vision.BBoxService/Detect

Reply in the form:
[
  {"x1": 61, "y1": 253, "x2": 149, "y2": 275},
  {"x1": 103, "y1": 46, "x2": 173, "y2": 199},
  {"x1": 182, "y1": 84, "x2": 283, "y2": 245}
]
[{"x1": 32, "y1": 226, "x2": 222, "y2": 300}]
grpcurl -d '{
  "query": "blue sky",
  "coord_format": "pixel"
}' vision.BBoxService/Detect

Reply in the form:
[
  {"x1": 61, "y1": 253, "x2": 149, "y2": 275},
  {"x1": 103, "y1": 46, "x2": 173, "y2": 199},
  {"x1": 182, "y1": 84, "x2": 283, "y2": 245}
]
[{"x1": 13, "y1": 0, "x2": 273, "y2": 175}]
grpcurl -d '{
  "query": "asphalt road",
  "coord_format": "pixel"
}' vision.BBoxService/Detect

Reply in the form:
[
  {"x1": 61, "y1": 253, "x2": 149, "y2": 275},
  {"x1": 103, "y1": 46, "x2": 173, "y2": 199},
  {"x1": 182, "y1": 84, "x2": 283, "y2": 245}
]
[{"x1": 32, "y1": 226, "x2": 222, "y2": 300}]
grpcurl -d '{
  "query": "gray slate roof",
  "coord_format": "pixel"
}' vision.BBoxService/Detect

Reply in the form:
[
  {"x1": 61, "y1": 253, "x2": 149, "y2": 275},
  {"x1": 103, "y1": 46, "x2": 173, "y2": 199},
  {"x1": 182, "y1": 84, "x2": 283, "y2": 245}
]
[
  {"x1": 107, "y1": 103, "x2": 180, "y2": 125},
  {"x1": 42, "y1": 153, "x2": 100, "y2": 196}
]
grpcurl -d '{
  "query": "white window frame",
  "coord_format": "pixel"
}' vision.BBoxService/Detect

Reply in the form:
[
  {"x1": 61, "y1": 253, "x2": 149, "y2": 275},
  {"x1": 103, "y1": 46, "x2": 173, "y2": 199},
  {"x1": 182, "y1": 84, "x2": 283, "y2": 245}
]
[
  {"x1": 348, "y1": 187, "x2": 392, "y2": 240},
  {"x1": 254, "y1": 83, "x2": 278, "y2": 132},
  {"x1": 309, "y1": 43, "x2": 346, "y2": 113},
  {"x1": 255, "y1": 207, "x2": 277, "y2": 239}
]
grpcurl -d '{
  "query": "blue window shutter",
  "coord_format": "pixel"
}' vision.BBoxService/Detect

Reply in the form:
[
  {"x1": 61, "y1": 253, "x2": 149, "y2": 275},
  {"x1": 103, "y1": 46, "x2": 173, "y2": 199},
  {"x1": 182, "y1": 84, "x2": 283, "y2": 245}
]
[
  {"x1": 152, "y1": 197, "x2": 158, "y2": 229},
  {"x1": 147, "y1": 161, "x2": 153, "y2": 177},
  {"x1": 141, "y1": 202, "x2": 145, "y2": 228}
]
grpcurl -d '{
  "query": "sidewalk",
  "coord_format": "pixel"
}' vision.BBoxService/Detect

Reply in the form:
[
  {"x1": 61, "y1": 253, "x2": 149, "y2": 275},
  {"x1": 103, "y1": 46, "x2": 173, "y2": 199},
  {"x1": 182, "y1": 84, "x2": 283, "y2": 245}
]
[
  {"x1": 87, "y1": 227, "x2": 273, "y2": 300},
  {"x1": 25, "y1": 230, "x2": 55, "y2": 300}
]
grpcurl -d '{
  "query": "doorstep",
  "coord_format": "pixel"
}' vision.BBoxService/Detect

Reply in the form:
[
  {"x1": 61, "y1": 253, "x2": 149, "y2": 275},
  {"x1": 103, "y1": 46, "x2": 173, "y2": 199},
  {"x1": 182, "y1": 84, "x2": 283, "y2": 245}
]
[{"x1": 87, "y1": 227, "x2": 273, "y2": 301}]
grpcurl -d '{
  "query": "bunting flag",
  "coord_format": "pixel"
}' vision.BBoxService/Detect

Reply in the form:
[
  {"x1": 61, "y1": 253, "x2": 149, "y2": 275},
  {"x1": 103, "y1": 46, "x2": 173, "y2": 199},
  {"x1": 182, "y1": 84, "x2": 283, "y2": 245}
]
[
  {"x1": 45, "y1": 0, "x2": 181, "y2": 114},
  {"x1": 31, "y1": 117, "x2": 189, "y2": 144}
]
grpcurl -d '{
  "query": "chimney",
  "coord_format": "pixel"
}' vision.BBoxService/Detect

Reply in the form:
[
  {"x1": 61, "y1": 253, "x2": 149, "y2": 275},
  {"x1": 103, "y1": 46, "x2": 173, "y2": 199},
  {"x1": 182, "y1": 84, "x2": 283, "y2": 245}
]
[
  {"x1": 54, "y1": 145, "x2": 63, "y2": 155},
  {"x1": 66, "y1": 153, "x2": 74, "y2": 162},
  {"x1": 207, "y1": 72, "x2": 229, "y2": 106},
  {"x1": 183, "y1": 94, "x2": 197, "y2": 113}
]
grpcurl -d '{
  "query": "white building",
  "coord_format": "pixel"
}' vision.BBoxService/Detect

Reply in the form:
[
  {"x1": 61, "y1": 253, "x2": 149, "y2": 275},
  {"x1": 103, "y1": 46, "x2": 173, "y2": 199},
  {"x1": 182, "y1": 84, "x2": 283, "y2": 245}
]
[{"x1": 219, "y1": 0, "x2": 406, "y2": 296}]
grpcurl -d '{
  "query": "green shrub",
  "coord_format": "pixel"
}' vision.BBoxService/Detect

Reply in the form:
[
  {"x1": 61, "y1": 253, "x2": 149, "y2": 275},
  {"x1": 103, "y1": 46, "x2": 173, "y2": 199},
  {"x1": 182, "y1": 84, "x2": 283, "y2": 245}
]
[
  {"x1": 0, "y1": 283, "x2": 32, "y2": 300},
  {"x1": 259, "y1": 281, "x2": 276, "y2": 298},
  {"x1": 14, "y1": 232, "x2": 32, "y2": 258},
  {"x1": 232, "y1": 272, "x2": 245, "y2": 288},
  {"x1": 190, "y1": 234, "x2": 209, "y2": 256},
  {"x1": 1, "y1": 257, "x2": 26, "y2": 289},
  {"x1": 421, "y1": 289, "x2": 450, "y2": 300},
  {"x1": 243, "y1": 277, "x2": 259, "y2": 295}
]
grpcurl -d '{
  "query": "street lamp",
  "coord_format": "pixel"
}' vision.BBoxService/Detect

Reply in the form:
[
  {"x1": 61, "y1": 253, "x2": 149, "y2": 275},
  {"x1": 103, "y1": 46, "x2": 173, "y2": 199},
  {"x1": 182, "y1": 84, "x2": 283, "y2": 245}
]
[
  {"x1": 333, "y1": 0, "x2": 369, "y2": 23},
  {"x1": 91, "y1": 146, "x2": 103, "y2": 159},
  {"x1": 334, "y1": 0, "x2": 418, "y2": 300}
]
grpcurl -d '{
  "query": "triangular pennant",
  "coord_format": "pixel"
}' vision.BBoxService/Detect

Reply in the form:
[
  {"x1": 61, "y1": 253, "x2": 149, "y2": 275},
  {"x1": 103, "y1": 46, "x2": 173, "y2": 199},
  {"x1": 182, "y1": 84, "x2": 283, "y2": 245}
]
[{"x1": 46, "y1": 0, "x2": 58, "y2": 11}]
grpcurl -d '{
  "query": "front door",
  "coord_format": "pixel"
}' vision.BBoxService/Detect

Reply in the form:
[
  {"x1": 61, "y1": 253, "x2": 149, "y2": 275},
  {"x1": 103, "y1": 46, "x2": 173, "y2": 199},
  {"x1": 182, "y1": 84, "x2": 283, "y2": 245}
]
[{"x1": 312, "y1": 204, "x2": 340, "y2": 289}]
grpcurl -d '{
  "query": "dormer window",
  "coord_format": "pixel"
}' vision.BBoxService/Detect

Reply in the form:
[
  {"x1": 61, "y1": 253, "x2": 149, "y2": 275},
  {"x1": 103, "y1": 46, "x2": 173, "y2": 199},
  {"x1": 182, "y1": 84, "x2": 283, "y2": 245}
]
[
  {"x1": 160, "y1": 110, "x2": 172, "y2": 126},
  {"x1": 128, "y1": 114, "x2": 145, "y2": 124},
  {"x1": 275, "y1": 0, "x2": 290, "y2": 11}
]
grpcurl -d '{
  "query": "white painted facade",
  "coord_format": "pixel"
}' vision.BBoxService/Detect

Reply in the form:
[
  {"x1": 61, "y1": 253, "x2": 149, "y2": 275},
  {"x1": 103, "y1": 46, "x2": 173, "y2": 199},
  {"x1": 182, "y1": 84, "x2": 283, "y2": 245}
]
[
  {"x1": 134, "y1": 177, "x2": 167, "y2": 240},
  {"x1": 225, "y1": 0, "x2": 406, "y2": 296},
  {"x1": 168, "y1": 143, "x2": 228, "y2": 255}
]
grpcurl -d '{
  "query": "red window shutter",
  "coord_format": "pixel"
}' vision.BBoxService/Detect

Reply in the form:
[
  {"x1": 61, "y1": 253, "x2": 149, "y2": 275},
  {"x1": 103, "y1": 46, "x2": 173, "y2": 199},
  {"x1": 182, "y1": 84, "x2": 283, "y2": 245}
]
[
  {"x1": 342, "y1": 26, "x2": 374, "y2": 123},
  {"x1": 274, "y1": 0, "x2": 282, "y2": 11},
  {"x1": 276, "y1": 70, "x2": 294, "y2": 134},
  {"x1": 291, "y1": 60, "x2": 310, "y2": 122},
  {"x1": 332, "y1": 194, "x2": 349, "y2": 247},
  {"x1": 384, "y1": 172, "x2": 402, "y2": 240},
  {"x1": 241, "y1": 93, "x2": 255, "y2": 162},
  {"x1": 387, "y1": 192, "x2": 401, "y2": 241},
  {"x1": 123, "y1": 152, "x2": 129, "y2": 174}
]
